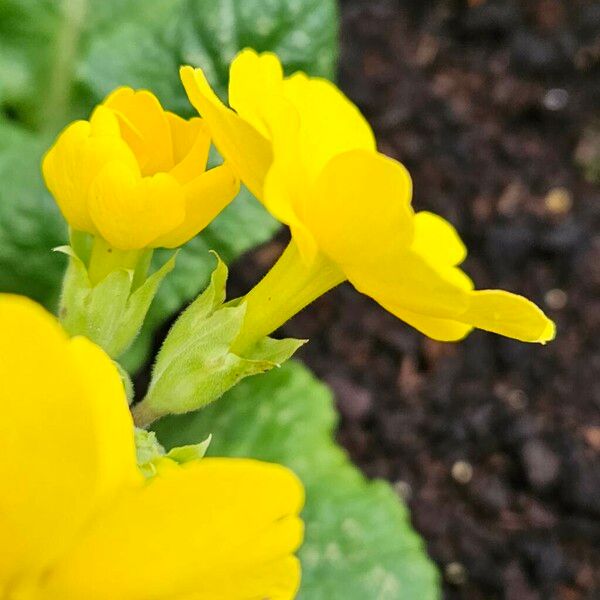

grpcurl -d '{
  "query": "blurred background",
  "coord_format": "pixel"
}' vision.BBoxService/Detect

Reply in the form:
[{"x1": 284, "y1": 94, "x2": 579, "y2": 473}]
[{"x1": 230, "y1": 1, "x2": 600, "y2": 598}]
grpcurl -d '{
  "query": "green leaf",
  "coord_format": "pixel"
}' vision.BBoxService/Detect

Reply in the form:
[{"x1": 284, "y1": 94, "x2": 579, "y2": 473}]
[
  {"x1": 79, "y1": 0, "x2": 339, "y2": 112},
  {"x1": 0, "y1": 0, "x2": 338, "y2": 370},
  {"x1": 0, "y1": 0, "x2": 60, "y2": 127},
  {"x1": 1, "y1": 0, "x2": 338, "y2": 119},
  {"x1": 0, "y1": 119, "x2": 66, "y2": 307},
  {"x1": 154, "y1": 362, "x2": 441, "y2": 599}
]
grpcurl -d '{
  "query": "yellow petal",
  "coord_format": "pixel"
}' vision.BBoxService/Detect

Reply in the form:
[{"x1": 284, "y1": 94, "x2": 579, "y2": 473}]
[
  {"x1": 67, "y1": 335, "x2": 143, "y2": 498},
  {"x1": 166, "y1": 113, "x2": 211, "y2": 184},
  {"x1": 0, "y1": 295, "x2": 139, "y2": 583},
  {"x1": 349, "y1": 249, "x2": 555, "y2": 343},
  {"x1": 303, "y1": 149, "x2": 414, "y2": 266},
  {"x1": 385, "y1": 306, "x2": 473, "y2": 342},
  {"x1": 261, "y1": 102, "x2": 319, "y2": 263},
  {"x1": 180, "y1": 65, "x2": 273, "y2": 199},
  {"x1": 462, "y1": 289, "x2": 556, "y2": 343},
  {"x1": 103, "y1": 87, "x2": 174, "y2": 176},
  {"x1": 179, "y1": 557, "x2": 301, "y2": 600},
  {"x1": 47, "y1": 458, "x2": 304, "y2": 600},
  {"x1": 412, "y1": 211, "x2": 467, "y2": 266},
  {"x1": 155, "y1": 163, "x2": 240, "y2": 248},
  {"x1": 410, "y1": 213, "x2": 553, "y2": 354},
  {"x1": 89, "y1": 104, "x2": 123, "y2": 137},
  {"x1": 87, "y1": 162, "x2": 186, "y2": 250},
  {"x1": 228, "y1": 48, "x2": 284, "y2": 139},
  {"x1": 347, "y1": 250, "x2": 471, "y2": 320},
  {"x1": 282, "y1": 72, "x2": 376, "y2": 182},
  {"x1": 41, "y1": 119, "x2": 138, "y2": 233}
]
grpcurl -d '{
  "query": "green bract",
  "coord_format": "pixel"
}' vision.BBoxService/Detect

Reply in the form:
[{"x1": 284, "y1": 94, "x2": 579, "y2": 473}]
[
  {"x1": 134, "y1": 256, "x2": 304, "y2": 426},
  {"x1": 135, "y1": 428, "x2": 212, "y2": 478},
  {"x1": 57, "y1": 239, "x2": 176, "y2": 359}
]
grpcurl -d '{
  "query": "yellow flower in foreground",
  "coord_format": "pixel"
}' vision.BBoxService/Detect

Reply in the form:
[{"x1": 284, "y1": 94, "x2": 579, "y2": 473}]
[
  {"x1": 42, "y1": 87, "x2": 239, "y2": 250},
  {"x1": 0, "y1": 294, "x2": 303, "y2": 599},
  {"x1": 181, "y1": 49, "x2": 555, "y2": 349}
]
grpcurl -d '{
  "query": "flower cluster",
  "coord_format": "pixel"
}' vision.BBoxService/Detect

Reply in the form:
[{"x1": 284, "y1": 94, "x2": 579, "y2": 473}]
[{"x1": 7, "y1": 48, "x2": 556, "y2": 599}]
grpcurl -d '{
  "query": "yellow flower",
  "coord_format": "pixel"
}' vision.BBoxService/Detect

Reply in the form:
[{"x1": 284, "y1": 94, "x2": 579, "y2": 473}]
[
  {"x1": 180, "y1": 49, "x2": 375, "y2": 215},
  {"x1": 0, "y1": 294, "x2": 304, "y2": 599},
  {"x1": 181, "y1": 49, "x2": 555, "y2": 348},
  {"x1": 42, "y1": 87, "x2": 239, "y2": 250}
]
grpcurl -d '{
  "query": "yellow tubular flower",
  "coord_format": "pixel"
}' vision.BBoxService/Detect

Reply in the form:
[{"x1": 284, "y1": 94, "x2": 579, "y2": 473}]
[
  {"x1": 181, "y1": 49, "x2": 555, "y2": 349},
  {"x1": 42, "y1": 87, "x2": 239, "y2": 250},
  {"x1": 0, "y1": 295, "x2": 304, "y2": 600}
]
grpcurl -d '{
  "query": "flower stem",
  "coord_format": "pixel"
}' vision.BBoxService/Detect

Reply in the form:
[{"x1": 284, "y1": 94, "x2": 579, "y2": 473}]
[{"x1": 231, "y1": 240, "x2": 345, "y2": 355}]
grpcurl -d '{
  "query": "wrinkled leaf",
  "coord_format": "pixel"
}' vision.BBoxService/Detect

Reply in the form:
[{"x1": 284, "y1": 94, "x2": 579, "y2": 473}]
[
  {"x1": 80, "y1": 0, "x2": 339, "y2": 112},
  {"x1": 154, "y1": 362, "x2": 441, "y2": 600}
]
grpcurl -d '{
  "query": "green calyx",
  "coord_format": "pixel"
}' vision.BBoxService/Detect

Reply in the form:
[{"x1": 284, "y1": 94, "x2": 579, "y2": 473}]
[
  {"x1": 135, "y1": 428, "x2": 211, "y2": 478},
  {"x1": 57, "y1": 231, "x2": 176, "y2": 359},
  {"x1": 132, "y1": 253, "x2": 305, "y2": 428}
]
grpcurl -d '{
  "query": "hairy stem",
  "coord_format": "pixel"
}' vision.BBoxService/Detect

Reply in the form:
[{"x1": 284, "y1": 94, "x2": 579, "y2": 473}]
[
  {"x1": 231, "y1": 240, "x2": 345, "y2": 355},
  {"x1": 131, "y1": 401, "x2": 161, "y2": 429}
]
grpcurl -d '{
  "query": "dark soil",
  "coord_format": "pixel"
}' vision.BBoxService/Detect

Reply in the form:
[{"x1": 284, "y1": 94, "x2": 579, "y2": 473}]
[{"x1": 230, "y1": 1, "x2": 600, "y2": 598}]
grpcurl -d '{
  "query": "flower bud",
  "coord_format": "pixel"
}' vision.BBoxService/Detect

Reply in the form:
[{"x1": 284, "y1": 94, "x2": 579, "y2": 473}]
[{"x1": 43, "y1": 87, "x2": 239, "y2": 250}]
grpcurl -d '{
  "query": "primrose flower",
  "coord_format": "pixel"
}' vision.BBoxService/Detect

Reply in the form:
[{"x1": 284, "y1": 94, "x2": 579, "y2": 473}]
[
  {"x1": 0, "y1": 294, "x2": 303, "y2": 599},
  {"x1": 42, "y1": 87, "x2": 239, "y2": 250},
  {"x1": 181, "y1": 49, "x2": 555, "y2": 350}
]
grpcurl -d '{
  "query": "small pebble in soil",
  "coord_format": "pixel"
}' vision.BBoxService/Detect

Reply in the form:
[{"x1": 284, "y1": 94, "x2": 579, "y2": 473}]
[
  {"x1": 506, "y1": 389, "x2": 529, "y2": 411},
  {"x1": 545, "y1": 187, "x2": 573, "y2": 215},
  {"x1": 326, "y1": 375, "x2": 373, "y2": 421},
  {"x1": 545, "y1": 288, "x2": 568, "y2": 310},
  {"x1": 451, "y1": 460, "x2": 474, "y2": 484},
  {"x1": 445, "y1": 562, "x2": 468, "y2": 586},
  {"x1": 521, "y1": 439, "x2": 561, "y2": 490},
  {"x1": 542, "y1": 88, "x2": 569, "y2": 111},
  {"x1": 582, "y1": 426, "x2": 600, "y2": 452},
  {"x1": 393, "y1": 480, "x2": 412, "y2": 501},
  {"x1": 497, "y1": 180, "x2": 527, "y2": 217},
  {"x1": 470, "y1": 474, "x2": 511, "y2": 514}
]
